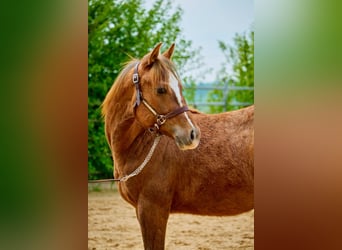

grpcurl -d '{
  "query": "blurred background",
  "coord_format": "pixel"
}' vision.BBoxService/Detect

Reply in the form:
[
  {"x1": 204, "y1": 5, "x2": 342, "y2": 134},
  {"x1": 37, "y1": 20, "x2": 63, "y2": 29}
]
[{"x1": 0, "y1": 0, "x2": 341, "y2": 249}]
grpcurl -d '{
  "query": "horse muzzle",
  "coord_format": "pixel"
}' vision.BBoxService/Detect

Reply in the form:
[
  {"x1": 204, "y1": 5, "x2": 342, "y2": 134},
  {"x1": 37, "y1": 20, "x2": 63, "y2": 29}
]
[{"x1": 174, "y1": 126, "x2": 200, "y2": 150}]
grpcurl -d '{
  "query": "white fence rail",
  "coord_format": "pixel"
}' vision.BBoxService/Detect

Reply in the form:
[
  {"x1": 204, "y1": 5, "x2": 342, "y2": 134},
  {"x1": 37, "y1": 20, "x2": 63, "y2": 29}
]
[{"x1": 184, "y1": 85, "x2": 254, "y2": 112}]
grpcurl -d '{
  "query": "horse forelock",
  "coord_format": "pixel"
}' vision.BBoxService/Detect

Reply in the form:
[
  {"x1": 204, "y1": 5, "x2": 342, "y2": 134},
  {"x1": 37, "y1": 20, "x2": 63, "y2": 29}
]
[{"x1": 146, "y1": 57, "x2": 180, "y2": 86}]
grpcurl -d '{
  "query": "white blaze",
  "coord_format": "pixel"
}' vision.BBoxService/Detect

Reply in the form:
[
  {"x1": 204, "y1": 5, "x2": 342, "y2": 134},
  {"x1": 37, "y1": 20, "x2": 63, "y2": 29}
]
[
  {"x1": 169, "y1": 73, "x2": 195, "y2": 128},
  {"x1": 169, "y1": 73, "x2": 182, "y2": 107}
]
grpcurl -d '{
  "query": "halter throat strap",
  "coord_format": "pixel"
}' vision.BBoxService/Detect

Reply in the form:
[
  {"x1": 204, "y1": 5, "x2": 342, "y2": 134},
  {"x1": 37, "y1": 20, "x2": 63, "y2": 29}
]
[{"x1": 132, "y1": 62, "x2": 189, "y2": 133}]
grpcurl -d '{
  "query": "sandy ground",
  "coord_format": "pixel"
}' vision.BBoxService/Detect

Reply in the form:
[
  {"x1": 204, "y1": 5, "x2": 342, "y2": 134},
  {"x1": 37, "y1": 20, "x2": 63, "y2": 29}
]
[{"x1": 88, "y1": 188, "x2": 254, "y2": 250}]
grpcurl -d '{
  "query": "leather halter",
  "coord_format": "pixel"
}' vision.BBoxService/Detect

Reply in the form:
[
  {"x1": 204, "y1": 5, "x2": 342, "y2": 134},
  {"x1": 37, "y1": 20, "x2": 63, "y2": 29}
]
[{"x1": 132, "y1": 62, "x2": 189, "y2": 133}]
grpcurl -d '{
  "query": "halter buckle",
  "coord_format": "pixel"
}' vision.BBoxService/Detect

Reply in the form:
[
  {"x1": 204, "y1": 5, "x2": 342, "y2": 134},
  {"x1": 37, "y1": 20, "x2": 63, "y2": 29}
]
[
  {"x1": 132, "y1": 73, "x2": 139, "y2": 84},
  {"x1": 156, "y1": 115, "x2": 166, "y2": 126},
  {"x1": 148, "y1": 123, "x2": 160, "y2": 134}
]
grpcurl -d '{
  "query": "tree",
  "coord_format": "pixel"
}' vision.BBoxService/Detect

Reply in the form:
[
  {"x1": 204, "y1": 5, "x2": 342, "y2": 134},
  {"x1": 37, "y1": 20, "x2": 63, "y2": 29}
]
[
  {"x1": 208, "y1": 30, "x2": 254, "y2": 113},
  {"x1": 88, "y1": 0, "x2": 203, "y2": 179}
]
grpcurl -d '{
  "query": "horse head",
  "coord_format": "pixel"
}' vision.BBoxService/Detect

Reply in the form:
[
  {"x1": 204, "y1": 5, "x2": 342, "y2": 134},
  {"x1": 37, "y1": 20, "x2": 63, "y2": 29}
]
[{"x1": 133, "y1": 43, "x2": 200, "y2": 150}]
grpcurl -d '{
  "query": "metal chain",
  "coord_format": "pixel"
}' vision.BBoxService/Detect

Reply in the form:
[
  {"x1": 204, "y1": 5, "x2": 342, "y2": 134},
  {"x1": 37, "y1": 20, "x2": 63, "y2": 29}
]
[{"x1": 119, "y1": 135, "x2": 161, "y2": 182}]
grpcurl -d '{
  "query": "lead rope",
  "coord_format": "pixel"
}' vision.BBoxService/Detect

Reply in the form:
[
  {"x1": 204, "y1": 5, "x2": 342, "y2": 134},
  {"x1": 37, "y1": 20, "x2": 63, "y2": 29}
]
[
  {"x1": 119, "y1": 135, "x2": 161, "y2": 182},
  {"x1": 88, "y1": 135, "x2": 161, "y2": 183}
]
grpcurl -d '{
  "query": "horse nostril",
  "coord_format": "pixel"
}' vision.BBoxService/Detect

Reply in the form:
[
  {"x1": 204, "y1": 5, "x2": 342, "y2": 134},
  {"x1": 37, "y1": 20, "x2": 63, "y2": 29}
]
[{"x1": 190, "y1": 129, "x2": 195, "y2": 141}]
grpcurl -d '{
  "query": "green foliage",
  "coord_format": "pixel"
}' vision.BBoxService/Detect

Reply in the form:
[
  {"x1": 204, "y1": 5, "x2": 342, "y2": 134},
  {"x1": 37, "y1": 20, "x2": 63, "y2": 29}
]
[
  {"x1": 88, "y1": 0, "x2": 203, "y2": 179},
  {"x1": 208, "y1": 30, "x2": 254, "y2": 113}
]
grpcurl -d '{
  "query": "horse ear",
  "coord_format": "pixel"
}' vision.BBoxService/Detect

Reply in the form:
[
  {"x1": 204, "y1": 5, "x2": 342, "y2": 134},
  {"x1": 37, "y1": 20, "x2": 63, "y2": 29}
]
[
  {"x1": 146, "y1": 42, "x2": 163, "y2": 66},
  {"x1": 162, "y1": 43, "x2": 175, "y2": 59}
]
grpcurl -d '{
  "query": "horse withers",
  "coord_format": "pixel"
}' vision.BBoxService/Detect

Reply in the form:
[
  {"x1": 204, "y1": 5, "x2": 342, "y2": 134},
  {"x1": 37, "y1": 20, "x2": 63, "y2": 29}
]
[{"x1": 102, "y1": 43, "x2": 254, "y2": 249}]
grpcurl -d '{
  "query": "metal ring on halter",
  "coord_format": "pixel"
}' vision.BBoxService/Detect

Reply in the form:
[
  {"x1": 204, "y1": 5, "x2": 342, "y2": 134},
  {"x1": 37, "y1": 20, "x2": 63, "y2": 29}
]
[{"x1": 156, "y1": 115, "x2": 166, "y2": 126}]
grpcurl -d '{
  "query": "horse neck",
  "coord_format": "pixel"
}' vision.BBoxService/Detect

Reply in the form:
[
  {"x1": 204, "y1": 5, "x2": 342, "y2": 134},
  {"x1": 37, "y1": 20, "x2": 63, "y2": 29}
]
[
  {"x1": 108, "y1": 108, "x2": 153, "y2": 164},
  {"x1": 105, "y1": 71, "x2": 154, "y2": 164}
]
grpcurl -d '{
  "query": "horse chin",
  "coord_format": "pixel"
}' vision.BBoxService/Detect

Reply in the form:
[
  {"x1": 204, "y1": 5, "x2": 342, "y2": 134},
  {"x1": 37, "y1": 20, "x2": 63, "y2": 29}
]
[{"x1": 175, "y1": 138, "x2": 200, "y2": 151}]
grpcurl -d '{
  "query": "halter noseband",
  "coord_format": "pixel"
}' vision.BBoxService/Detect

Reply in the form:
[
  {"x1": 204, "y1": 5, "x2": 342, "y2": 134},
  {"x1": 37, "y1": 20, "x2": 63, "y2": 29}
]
[{"x1": 132, "y1": 62, "x2": 189, "y2": 133}]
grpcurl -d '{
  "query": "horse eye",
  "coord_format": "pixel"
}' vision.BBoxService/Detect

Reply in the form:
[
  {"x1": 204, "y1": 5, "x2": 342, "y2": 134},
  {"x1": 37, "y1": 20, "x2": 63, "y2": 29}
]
[{"x1": 156, "y1": 87, "x2": 167, "y2": 94}]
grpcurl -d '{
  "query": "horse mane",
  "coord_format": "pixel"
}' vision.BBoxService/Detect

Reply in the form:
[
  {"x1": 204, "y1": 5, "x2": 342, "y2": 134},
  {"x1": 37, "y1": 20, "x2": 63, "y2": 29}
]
[{"x1": 101, "y1": 59, "x2": 139, "y2": 119}]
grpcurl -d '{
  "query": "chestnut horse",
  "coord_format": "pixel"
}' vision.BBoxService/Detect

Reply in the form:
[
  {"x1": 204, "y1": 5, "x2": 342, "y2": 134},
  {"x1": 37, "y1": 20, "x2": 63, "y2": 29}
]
[{"x1": 102, "y1": 43, "x2": 254, "y2": 249}]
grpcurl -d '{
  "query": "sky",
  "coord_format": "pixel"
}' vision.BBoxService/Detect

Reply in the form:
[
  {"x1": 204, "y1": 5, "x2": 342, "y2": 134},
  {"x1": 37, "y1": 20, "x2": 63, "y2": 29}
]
[{"x1": 144, "y1": 0, "x2": 254, "y2": 82}]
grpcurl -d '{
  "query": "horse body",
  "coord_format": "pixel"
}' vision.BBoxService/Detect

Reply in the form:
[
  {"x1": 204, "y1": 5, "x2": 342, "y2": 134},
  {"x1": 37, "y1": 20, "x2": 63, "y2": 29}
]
[
  {"x1": 102, "y1": 43, "x2": 254, "y2": 249},
  {"x1": 172, "y1": 108, "x2": 254, "y2": 215},
  {"x1": 113, "y1": 106, "x2": 254, "y2": 213}
]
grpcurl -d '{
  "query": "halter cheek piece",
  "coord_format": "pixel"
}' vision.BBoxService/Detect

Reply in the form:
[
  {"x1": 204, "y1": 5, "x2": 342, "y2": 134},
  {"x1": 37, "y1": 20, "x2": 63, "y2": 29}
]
[{"x1": 132, "y1": 62, "x2": 189, "y2": 134}]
